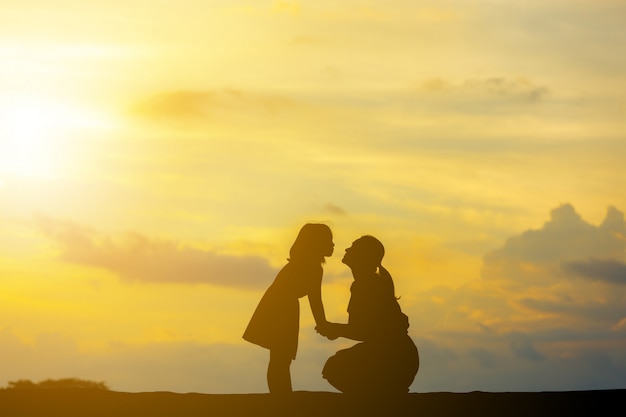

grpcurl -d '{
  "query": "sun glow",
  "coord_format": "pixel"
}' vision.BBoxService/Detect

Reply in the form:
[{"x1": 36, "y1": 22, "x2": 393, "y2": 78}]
[{"x1": 0, "y1": 92, "x2": 113, "y2": 178}]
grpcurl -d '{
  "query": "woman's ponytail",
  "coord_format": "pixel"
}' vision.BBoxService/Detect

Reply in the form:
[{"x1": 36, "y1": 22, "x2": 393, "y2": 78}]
[{"x1": 378, "y1": 264, "x2": 399, "y2": 300}]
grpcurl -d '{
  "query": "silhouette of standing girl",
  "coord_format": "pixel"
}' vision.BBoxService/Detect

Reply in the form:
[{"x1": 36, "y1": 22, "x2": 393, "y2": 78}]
[{"x1": 243, "y1": 223, "x2": 334, "y2": 394}]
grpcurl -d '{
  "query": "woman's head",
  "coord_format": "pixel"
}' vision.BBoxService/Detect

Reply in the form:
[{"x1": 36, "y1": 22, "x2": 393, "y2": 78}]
[
  {"x1": 343, "y1": 235, "x2": 397, "y2": 297},
  {"x1": 289, "y1": 223, "x2": 334, "y2": 263},
  {"x1": 342, "y1": 235, "x2": 385, "y2": 271}
]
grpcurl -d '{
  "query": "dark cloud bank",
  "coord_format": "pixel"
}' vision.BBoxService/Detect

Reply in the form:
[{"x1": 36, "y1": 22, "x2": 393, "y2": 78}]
[
  {"x1": 563, "y1": 258, "x2": 626, "y2": 286},
  {"x1": 483, "y1": 203, "x2": 626, "y2": 285},
  {"x1": 424, "y1": 204, "x2": 626, "y2": 391},
  {"x1": 480, "y1": 203, "x2": 626, "y2": 330}
]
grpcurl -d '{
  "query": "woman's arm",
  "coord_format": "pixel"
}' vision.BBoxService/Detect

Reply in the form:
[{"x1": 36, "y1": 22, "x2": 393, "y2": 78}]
[{"x1": 323, "y1": 322, "x2": 367, "y2": 341}]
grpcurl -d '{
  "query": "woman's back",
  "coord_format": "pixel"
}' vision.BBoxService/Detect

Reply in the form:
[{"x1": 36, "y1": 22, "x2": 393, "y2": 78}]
[{"x1": 347, "y1": 275, "x2": 409, "y2": 341}]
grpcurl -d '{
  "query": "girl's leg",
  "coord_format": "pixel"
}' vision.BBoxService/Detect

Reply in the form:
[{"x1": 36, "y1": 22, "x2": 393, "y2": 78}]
[{"x1": 268, "y1": 349, "x2": 292, "y2": 394}]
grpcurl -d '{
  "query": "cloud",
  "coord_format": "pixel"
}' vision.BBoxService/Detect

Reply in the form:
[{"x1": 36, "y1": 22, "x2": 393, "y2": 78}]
[
  {"x1": 131, "y1": 89, "x2": 303, "y2": 125},
  {"x1": 611, "y1": 317, "x2": 626, "y2": 332},
  {"x1": 421, "y1": 76, "x2": 549, "y2": 103},
  {"x1": 509, "y1": 338, "x2": 544, "y2": 362},
  {"x1": 398, "y1": 206, "x2": 626, "y2": 360},
  {"x1": 563, "y1": 258, "x2": 626, "y2": 285},
  {"x1": 32, "y1": 215, "x2": 277, "y2": 288},
  {"x1": 413, "y1": 76, "x2": 551, "y2": 117},
  {"x1": 478, "y1": 204, "x2": 626, "y2": 333},
  {"x1": 468, "y1": 348, "x2": 497, "y2": 368},
  {"x1": 517, "y1": 293, "x2": 626, "y2": 325},
  {"x1": 322, "y1": 203, "x2": 347, "y2": 216},
  {"x1": 463, "y1": 77, "x2": 549, "y2": 102},
  {"x1": 482, "y1": 204, "x2": 626, "y2": 286}
]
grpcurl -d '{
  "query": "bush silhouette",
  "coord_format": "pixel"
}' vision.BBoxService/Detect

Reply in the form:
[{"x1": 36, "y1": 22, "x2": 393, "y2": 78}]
[{"x1": 3, "y1": 378, "x2": 109, "y2": 390}]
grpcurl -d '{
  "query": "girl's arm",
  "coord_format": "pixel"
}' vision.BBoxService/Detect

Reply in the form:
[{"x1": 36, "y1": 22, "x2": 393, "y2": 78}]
[{"x1": 308, "y1": 278, "x2": 328, "y2": 327}]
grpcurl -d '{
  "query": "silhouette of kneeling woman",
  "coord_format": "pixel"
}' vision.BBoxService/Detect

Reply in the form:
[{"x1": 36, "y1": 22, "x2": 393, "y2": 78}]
[
  {"x1": 243, "y1": 223, "x2": 334, "y2": 394},
  {"x1": 317, "y1": 235, "x2": 419, "y2": 395}
]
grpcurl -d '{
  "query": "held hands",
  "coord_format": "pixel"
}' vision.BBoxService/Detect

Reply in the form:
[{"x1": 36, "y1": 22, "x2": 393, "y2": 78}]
[{"x1": 315, "y1": 321, "x2": 340, "y2": 340}]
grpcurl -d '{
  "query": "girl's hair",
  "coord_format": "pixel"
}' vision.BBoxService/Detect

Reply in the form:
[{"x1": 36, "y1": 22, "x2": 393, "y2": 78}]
[
  {"x1": 289, "y1": 223, "x2": 332, "y2": 264},
  {"x1": 358, "y1": 235, "x2": 397, "y2": 299}
]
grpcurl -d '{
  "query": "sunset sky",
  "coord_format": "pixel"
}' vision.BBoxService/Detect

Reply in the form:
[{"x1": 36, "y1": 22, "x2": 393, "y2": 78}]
[{"x1": 1, "y1": 0, "x2": 626, "y2": 393}]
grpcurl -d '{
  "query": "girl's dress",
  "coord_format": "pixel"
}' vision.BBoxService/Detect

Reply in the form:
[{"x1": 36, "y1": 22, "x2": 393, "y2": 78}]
[{"x1": 243, "y1": 260, "x2": 322, "y2": 360}]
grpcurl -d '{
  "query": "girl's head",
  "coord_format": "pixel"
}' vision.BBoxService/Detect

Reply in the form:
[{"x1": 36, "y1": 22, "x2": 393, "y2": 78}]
[
  {"x1": 342, "y1": 235, "x2": 385, "y2": 271},
  {"x1": 289, "y1": 223, "x2": 334, "y2": 264}
]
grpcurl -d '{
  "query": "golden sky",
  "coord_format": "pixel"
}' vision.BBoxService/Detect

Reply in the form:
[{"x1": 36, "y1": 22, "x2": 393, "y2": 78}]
[{"x1": 1, "y1": 0, "x2": 626, "y2": 392}]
